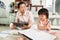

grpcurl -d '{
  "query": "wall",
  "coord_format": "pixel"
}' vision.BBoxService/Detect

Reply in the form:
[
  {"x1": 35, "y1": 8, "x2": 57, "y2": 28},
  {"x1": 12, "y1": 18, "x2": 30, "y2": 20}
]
[{"x1": 55, "y1": 0, "x2": 60, "y2": 14}]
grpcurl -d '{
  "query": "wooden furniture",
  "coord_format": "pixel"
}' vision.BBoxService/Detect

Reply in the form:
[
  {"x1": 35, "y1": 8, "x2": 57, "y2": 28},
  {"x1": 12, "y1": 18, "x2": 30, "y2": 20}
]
[
  {"x1": 14, "y1": 0, "x2": 43, "y2": 12},
  {"x1": 15, "y1": 0, "x2": 31, "y2": 9},
  {"x1": 30, "y1": 5, "x2": 43, "y2": 11}
]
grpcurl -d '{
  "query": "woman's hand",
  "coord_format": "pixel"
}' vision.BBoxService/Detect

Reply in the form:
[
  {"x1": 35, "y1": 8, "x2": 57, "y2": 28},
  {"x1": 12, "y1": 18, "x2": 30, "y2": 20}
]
[{"x1": 21, "y1": 25, "x2": 30, "y2": 30}]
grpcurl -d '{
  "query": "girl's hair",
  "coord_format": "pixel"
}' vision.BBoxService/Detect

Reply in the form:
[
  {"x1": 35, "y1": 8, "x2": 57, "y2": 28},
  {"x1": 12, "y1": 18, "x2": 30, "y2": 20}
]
[
  {"x1": 18, "y1": 2, "x2": 26, "y2": 8},
  {"x1": 38, "y1": 8, "x2": 49, "y2": 18}
]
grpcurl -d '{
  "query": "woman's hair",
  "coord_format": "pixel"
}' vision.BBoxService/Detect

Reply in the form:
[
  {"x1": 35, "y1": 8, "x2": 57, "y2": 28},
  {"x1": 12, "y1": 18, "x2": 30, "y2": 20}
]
[
  {"x1": 38, "y1": 8, "x2": 49, "y2": 18},
  {"x1": 18, "y1": 2, "x2": 26, "y2": 8}
]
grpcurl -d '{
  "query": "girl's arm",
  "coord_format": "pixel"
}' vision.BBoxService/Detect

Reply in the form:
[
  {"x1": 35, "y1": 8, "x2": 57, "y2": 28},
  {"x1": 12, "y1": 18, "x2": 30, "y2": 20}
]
[{"x1": 46, "y1": 23, "x2": 51, "y2": 31}]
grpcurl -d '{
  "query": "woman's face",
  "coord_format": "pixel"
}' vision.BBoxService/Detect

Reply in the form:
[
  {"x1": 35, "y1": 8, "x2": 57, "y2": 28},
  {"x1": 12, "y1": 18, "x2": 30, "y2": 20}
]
[
  {"x1": 19, "y1": 4, "x2": 26, "y2": 13},
  {"x1": 39, "y1": 14, "x2": 47, "y2": 21}
]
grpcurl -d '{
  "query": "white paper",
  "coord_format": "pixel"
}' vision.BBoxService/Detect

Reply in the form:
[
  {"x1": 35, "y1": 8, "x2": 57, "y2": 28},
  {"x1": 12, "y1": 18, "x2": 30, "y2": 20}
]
[{"x1": 1, "y1": 30, "x2": 18, "y2": 34}]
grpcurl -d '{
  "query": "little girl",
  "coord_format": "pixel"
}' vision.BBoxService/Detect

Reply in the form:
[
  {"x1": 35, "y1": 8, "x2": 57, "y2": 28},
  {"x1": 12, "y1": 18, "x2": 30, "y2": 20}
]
[{"x1": 37, "y1": 8, "x2": 58, "y2": 40}]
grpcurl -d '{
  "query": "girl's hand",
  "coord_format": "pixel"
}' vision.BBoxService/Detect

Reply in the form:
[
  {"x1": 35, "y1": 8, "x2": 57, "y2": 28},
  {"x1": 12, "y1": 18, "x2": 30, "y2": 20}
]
[{"x1": 46, "y1": 26, "x2": 50, "y2": 31}]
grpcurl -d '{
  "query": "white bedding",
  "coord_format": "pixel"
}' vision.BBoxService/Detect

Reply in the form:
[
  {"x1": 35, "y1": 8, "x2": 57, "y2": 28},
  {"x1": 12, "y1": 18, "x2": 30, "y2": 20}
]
[{"x1": 0, "y1": 25, "x2": 56, "y2": 40}]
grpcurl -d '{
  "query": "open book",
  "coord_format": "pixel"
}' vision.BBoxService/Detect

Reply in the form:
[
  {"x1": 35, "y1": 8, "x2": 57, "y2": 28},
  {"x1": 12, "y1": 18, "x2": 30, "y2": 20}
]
[{"x1": 18, "y1": 29, "x2": 56, "y2": 40}]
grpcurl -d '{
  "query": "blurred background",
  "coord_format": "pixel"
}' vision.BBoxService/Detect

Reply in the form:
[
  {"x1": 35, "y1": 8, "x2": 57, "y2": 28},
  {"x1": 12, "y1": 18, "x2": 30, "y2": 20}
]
[
  {"x1": 0, "y1": 0, "x2": 60, "y2": 26},
  {"x1": 0, "y1": 0, "x2": 60, "y2": 40}
]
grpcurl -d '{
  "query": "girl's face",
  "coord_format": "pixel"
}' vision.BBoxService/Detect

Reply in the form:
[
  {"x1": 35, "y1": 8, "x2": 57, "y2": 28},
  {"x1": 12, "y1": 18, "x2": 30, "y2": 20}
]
[{"x1": 39, "y1": 14, "x2": 47, "y2": 21}]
